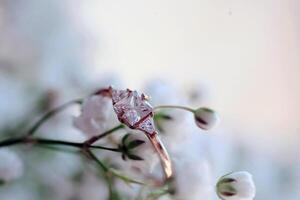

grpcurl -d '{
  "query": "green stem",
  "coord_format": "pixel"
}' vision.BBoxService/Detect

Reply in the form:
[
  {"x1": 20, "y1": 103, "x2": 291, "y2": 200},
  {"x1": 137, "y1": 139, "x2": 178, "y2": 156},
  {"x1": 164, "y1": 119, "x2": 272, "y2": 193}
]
[
  {"x1": 0, "y1": 137, "x2": 121, "y2": 153},
  {"x1": 26, "y1": 99, "x2": 83, "y2": 136},
  {"x1": 0, "y1": 137, "x2": 26, "y2": 147},
  {"x1": 153, "y1": 105, "x2": 195, "y2": 113},
  {"x1": 84, "y1": 124, "x2": 125, "y2": 145},
  {"x1": 35, "y1": 138, "x2": 121, "y2": 152},
  {"x1": 84, "y1": 150, "x2": 116, "y2": 199},
  {"x1": 84, "y1": 149, "x2": 109, "y2": 171},
  {"x1": 35, "y1": 144, "x2": 80, "y2": 154}
]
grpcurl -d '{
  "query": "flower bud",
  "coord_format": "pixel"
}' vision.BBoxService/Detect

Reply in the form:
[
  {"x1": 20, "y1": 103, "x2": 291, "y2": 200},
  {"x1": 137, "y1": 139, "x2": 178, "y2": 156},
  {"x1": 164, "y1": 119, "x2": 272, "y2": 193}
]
[
  {"x1": 0, "y1": 149, "x2": 24, "y2": 183},
  {"x1": 194, "y1": 107, "x2": 219, "y2": 130},
  {"x1": 216, "y1": 171, "x2": 256, "y2": 200}
]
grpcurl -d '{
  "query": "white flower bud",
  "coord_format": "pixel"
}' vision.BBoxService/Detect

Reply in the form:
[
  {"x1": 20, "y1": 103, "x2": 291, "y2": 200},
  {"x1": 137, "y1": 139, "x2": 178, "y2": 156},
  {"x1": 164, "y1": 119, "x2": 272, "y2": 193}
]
[
  {"x1": 0, "y1": 149, "x2": 24, "y2": 183},
  {"x1": 73, "y1": 95, "x2": 113, "y2": 137},
  {"x1": 194, "y1": 107, "x2": 219, "y2": 130},
  {"x1": 216, "y1": 171, "x2": 256, "y2": 200}
]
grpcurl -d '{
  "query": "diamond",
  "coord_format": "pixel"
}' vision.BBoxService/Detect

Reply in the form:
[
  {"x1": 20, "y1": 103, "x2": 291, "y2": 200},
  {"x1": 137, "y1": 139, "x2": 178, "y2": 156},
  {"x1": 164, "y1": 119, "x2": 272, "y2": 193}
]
[
  {"x1": 111, "y1": 89, "x2": 129, "y2": 103},
  {"x1": 137, "y1": 100, "x2": 152, "y2": 118},
  {"x1": 122, "y1": 109, "x2": 140, "y2": 126},
  {"x1": 111, "y1": 88, "x2": 154, "y2": 129},
  {"x1": 138, "y1": 116, "x2": 155, "y2": 134}
]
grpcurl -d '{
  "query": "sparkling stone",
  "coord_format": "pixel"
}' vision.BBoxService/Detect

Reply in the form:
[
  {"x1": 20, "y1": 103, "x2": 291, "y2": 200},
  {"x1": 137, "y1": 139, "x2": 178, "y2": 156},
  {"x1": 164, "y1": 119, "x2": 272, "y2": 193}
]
[
  {"x1": 111, "y1": 89, "x2": 129, "y2": 103},
  {"x1": 137, "y1": 101, "x2": 152, "y2": 118},
  {"x1": 138, "y1": 116, "x2": 155, "y2": 134},
  {"x1": 113, "y1": 95, "x2": 132, "y2": 115},
  {"x1": 123, "y1": 109, "x2": 140, "y2": 126},
  {"x1": 111, "y1": 88, "x2": 154, "y2": 129}
]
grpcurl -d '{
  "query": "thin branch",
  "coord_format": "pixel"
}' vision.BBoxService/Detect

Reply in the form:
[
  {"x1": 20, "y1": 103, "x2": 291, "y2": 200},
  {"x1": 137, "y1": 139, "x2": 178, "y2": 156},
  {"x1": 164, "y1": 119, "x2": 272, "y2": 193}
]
[
  {"x1": 35, "y1": 138, "x2": 121, "y2": 153},
  {"x1": 35, "y1": 144, "x2": 80, "y2": 154},
  {"x1": 84, "y1": 124, "x2": 125, "y2": 145},
  {"x1": 83, "y1": 149, "x2": 117, "y2": 198},
  {"x1": 153, "y1": 105, "x2": 195, "y2": 113},
  {"x1": 0, "y1": 137, "x2": 26, "y2": 147},
  {"x1": 26, "y1": 99, "x2": 83, "y2": 136},
  {"x1": 84, "y1": 149, "x2": 109, "y2": 171},
  {"x1": 0, "y1": 137, "x2": 121, "y2": 153}
]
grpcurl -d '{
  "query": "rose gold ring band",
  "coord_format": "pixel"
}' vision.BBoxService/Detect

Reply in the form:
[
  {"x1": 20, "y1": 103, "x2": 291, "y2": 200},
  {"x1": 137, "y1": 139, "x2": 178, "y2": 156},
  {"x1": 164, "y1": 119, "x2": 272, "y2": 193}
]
[{"x1": 146, "y1": 131, "x2": 173, "y2": 179}]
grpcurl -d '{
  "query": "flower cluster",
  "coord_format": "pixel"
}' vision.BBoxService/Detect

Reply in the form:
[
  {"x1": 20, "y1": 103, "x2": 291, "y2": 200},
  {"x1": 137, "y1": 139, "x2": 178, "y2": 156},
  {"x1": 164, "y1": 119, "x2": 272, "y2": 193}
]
[{"x1": 0, "y1": 85, "x2": 256, "y2": 200}]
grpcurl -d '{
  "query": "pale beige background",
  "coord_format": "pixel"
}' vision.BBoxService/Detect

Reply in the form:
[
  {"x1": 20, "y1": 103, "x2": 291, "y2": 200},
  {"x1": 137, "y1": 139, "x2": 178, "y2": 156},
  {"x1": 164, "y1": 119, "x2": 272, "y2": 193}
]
[
  {"x1": 70, "y1": 0, "x2": 300, "y2": 161},
  {"x1": 1, "y1": 0, "x2": 299, "y2": 161}
]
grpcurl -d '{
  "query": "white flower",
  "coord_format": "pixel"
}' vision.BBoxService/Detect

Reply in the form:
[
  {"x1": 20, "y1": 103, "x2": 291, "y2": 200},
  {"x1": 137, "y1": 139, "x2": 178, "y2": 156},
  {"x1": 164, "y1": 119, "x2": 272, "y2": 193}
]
[
  {"x1": 0, "y1": 149, "x2": 24, "y2": 183},
  {"x1": 73, "y1": 95, "x2": 115, "y2": 137},
  {"x1": 216, "y1": 171, "x2": 256, "y2": 200},
  {"x1": 194, "y1": 107, "x2": 219, "y2": 130}
]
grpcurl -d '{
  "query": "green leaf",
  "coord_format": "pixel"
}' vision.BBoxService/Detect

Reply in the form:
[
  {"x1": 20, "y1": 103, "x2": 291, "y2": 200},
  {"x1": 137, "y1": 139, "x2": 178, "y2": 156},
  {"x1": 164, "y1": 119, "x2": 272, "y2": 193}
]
[
  {"x1": 127, "y1": 140, "x2": 145, "y2": 149},
  {"x1": 160, "y1": 114, "x2": 173, "y2": 120},
  {"x1": 122, "y1": 133, "x2": 131, "y2": 146},
  {"x1": 154, "y1": 112, "x2": 173, "y2": 121},
  {"x1": 127, "y1": 154, "x2": 144, "y2": 161}
]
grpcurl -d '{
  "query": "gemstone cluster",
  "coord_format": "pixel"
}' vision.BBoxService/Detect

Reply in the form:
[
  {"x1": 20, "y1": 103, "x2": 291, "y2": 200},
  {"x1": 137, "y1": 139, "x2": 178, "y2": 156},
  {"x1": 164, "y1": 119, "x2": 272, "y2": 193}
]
[{"x1": 111, "y1": 88, "x2": 156, "y2": 134}]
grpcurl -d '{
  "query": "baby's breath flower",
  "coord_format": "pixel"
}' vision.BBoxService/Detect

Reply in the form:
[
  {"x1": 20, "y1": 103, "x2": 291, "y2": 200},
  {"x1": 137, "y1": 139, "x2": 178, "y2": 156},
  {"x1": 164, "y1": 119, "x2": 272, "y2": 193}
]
[
  {"x1": 0, "y1": 149, "x2": 23, "y2": 183},
  {"x1": 216, "y1": 171, "x2": 256, "y2": 200},
  {"x1": 73, "y1": 95, "x2": 112, "y2": 137},
  {"x1": 194, "y1": 107, "x2": 219, "y2": 130}
]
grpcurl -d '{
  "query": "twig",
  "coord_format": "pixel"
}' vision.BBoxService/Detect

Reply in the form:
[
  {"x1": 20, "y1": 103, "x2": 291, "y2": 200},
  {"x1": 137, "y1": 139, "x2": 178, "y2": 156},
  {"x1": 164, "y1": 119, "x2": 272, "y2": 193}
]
[
  {"x1": 26, "y1": 99, "x2": 83, "y2": 136},
  {"x1": 83, "y1": 124, "x2": 125, "y2": 146},
  {"x1": 153, "y1": 105, "x2": 195, "y2": 113},
  {"x1": 0, "y1": 137, "x2": 26, "y2": 147},
  {"x1": 0, "y1": 137, "x2": 121, "y2": 153}
]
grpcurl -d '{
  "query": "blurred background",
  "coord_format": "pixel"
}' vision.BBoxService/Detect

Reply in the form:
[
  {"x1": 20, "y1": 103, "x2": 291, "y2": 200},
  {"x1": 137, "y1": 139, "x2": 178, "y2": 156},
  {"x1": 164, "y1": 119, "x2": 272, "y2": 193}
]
[{"x1": 0, "y1": 0, "x2": 299, "y2": 199}]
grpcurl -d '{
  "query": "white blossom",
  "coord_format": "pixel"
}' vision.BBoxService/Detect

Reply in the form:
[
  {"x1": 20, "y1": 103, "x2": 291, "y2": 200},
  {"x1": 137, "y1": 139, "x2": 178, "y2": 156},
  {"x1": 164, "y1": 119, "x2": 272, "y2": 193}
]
[
  {"x1": 0, "y1": 149, "x2": 24, "y2": 183},
  {"x1": 73, "y1": 95, "x2": 116, "y2": 137},
  {"x1": 216, "y1": 171, "x2": 256, "y2": 200}
]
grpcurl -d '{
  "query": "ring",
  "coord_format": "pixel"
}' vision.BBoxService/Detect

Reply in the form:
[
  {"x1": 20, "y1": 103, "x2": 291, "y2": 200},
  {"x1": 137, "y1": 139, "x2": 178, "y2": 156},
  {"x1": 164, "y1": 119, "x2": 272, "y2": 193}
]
[{"x1": 97, "y1": 87, "x2": 173, "y2": 179}]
